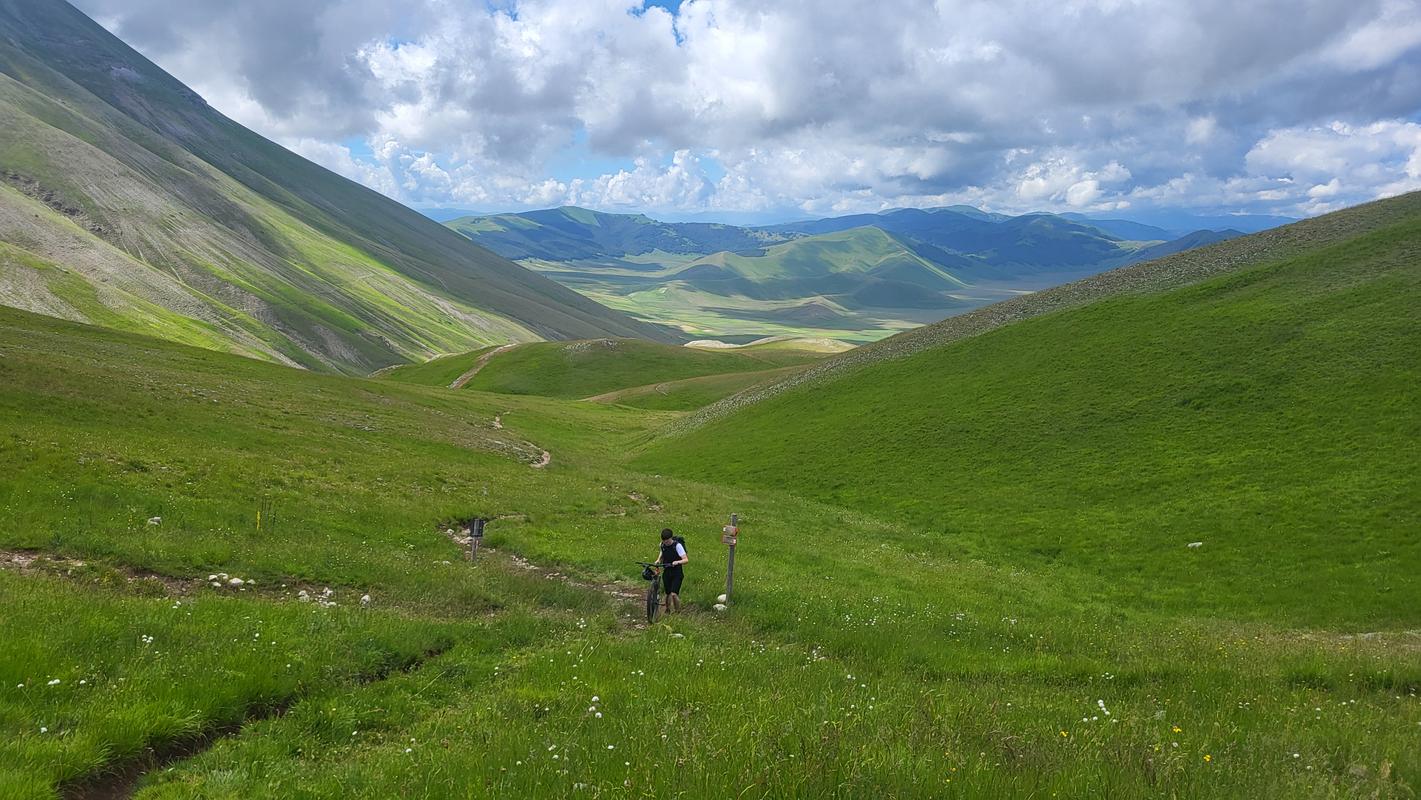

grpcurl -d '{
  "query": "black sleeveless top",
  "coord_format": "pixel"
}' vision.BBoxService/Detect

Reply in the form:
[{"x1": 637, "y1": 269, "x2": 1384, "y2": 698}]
[{"x1": 660, "y1": 540, "x2": 683, "y2": 572}]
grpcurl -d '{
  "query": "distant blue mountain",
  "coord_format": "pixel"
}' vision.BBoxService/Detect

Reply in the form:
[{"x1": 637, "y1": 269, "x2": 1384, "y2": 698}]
[{"x1": 1063, "y1": 210, "x2": 1296, "y2": 239}]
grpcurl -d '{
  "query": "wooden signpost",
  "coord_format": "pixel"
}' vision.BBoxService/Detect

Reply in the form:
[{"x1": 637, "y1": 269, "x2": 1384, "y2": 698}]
[{"x1": 723, "y1": 513, "x2": 739, "y2": 600}]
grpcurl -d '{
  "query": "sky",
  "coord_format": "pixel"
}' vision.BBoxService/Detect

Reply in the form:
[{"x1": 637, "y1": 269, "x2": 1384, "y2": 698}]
[{"x1": 75, "y1": 0, "x2": 1421, "y2": 223}]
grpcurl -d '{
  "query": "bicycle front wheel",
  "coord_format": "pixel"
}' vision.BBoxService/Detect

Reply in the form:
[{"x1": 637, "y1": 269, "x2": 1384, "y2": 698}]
[{"x1": 645, "y1": 580, "x2": 661, "y2": 624}]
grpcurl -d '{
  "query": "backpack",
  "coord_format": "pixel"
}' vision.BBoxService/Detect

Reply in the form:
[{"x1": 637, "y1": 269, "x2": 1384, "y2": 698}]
[{"x1": 672, "y1": 535, "x2": 686, "y2": 549}]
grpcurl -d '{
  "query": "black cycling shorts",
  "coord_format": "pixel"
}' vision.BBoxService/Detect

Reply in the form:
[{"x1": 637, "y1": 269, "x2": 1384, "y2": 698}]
[{"x1": 662, "y1": 567, "x2": 684, "y2": 595}]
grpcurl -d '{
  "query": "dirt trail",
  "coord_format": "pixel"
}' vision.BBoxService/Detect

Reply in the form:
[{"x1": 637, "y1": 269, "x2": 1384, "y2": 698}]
[
  {"x1": 440, "y1": 526, "x2": 640, "y2": 603},
  {"x1": 450, "y1": 343, "x2": 517, "y2": 389},
  {"x1": 490, "y1": 412, "x2": 551, "y2": 468},
  {"x1": 1, "y1": 550, "x2": 352, "y2": 605}
]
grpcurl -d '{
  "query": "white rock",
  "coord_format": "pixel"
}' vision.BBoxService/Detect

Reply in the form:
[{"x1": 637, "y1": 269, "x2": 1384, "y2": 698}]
[
  {"x1": 321, "y1": 587, "x2": 333, "y2": 598},
  {"x1": 297, "y1": 590, "x2": 310, "y2": 602},
  {"x1": 227, "y1": 577, "x2": 244, "y2": 587},
  {"x1": 207, "y1": 574, "x2": 218, "y2": 581},
  {"x1": 146, "y1": 516, "x2": 161, "y2": 525},
  {"x1": 360, "y1": 594, "x2": 371, "y2": 606},
  {"x1": 716, "y1": 594, "x2": 728, "y2": 604},
  {"x1": 670, "y1": 633, "x2": 684, "y2": 639},
  {"x1": 1186, "y1": 541, "x2": 1204, "y2": 548},
  {"x1": 713, "y1": 603, "x2": 728, "y2": 612}
]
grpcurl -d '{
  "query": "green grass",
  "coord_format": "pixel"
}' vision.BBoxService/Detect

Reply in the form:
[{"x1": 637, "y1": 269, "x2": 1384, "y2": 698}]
[
  {"x1": 638, "y1": 197, "x2": 1421, "y2": 628},
  {"x1": 390, "y1": 338, "x2": 832, "y2": 399},
  {"x1": 678, "y1": 226, "x2": 966, "y2": 289},
  {"x1": 584, "y1": 365, "x2": 805, "y2": 411},
  {"x1": 0, "y1": 570, "x2": 460, "y2": 796},
  {"x1": 373, "y1": 346, "x2": 496, "y2": 385},
  {"x1": 1, "y1": 193, "x2": 1419, "y2": 798}
]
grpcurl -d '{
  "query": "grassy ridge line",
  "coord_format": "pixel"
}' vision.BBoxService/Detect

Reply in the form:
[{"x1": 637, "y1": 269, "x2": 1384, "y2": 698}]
[
  {"x1": 0, "y1": 60, "x2": 542, "y2": 372},
  {"x1": 671, "y1": 191, "x2": 1421, "y2": 434},
  {"x1": 372, "y1": 346, "x2": 497, "y2": 386},
  {"x1": 458, "y1": 338, "x2": 829, "y2": 398},
  {"x1": 581, "y1": 364, "x2": 806, "y2": 411},
  {"x1": 379, "y1": 338, "x2": 836, "y2": 400}
]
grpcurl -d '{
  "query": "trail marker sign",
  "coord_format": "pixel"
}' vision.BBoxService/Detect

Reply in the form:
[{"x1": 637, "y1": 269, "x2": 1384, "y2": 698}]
[{"x1": 721, "y1": 524, "x2": 738, "y2": 546}]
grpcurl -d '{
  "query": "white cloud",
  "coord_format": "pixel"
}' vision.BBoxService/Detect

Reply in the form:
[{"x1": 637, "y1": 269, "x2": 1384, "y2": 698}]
[
  {"x1": 73, "y1": 0, "x2": 1421, "y2": 218},
  {"x1": 1186, "y1": 116, "x2": 1219, "y2": 145},
  {"x1": 1245, "y1": 120, "x2": 1421, "y2": 211}
]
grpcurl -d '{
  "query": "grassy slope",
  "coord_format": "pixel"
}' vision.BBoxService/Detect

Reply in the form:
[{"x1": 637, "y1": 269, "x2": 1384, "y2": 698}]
[
  {"x1": 0, "y1": 91, "x2": 540, "y2": 371},
  {"x1": 374, "y1": 346, "x2": 497, "y2": 386},
  {"x1": 387, "y1": 338, "x2": 832, "y2": 399},
  {"x1": 0, "y1": 307, "x2": 1418, "y2": 798},
  {"x1": 0, "y1": 1, "x2": 671, "y2": 374},
  {"x1": 681, "y1": 192, "x2": 1421, "y2": 430},
  {"x1": 583, "y1": 365, "x2": 806, "y2": 411},
  {"x1": 675, "y1": 226, "x2": 969, "y2": 295},
  {"x1": 638, "y1": 195, "x2": 1421, "y2": 627}
]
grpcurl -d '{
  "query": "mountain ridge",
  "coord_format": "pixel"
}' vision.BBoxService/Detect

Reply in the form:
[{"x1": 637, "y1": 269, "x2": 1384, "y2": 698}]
[
  {"x1": 445, "y1": 202, "x2": 1263, "y2": 340},
  {"x1": 0, "y1": 0, "x2": 674, "y2": 374}
]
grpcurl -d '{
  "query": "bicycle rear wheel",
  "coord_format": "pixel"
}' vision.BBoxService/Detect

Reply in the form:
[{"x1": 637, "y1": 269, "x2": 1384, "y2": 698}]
[{"x1": 645, "y1": 579, "x2": 661, "y2": 624}]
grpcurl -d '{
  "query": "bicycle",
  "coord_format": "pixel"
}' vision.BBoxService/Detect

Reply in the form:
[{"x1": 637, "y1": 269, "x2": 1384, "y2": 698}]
[{"x1": 635, "y1": 561, "x2": 668, "y2": 624}]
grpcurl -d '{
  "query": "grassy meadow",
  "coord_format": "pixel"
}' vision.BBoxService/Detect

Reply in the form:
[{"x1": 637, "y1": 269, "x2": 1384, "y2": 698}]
[
  {"x1": 382, "y1": 337, "x2": 830, "y2": 399},
  {"x1": 2, "y1": 194, "x2": 1419, "y2": 798},
  {"x1": 642, "y1": 194, "x2": 1421, "y2": 628}
]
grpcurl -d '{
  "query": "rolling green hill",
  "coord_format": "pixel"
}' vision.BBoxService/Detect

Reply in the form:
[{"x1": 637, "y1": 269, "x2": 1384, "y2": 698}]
[
  {"x1": 670, "y1": 226, "x2": 973, "y2": 307},
  {"x1": 639, "y1": 191, "x2": 1421, "y2": 625},
  {"x1": 445, "y1": 206, "x2": 789, "y2": 262},
  {"x1": 381, "y1": 337, "x2": 834, "y2": 399},
  {"x1": 2, "y1": 225, "x2": 1418, "y2": 797},
  {"x1": 581, "y1": 365, "x2": 806, "y2": 411},
  {"x1": 371, "y1": 346, "x2": 499, "y2": 388},
  {"x1": 0, "y1": 0, "x2": 671, "y2": 375},
  {"x1": 448, "y1": 204, "x2": 1252, "y2": 342}
]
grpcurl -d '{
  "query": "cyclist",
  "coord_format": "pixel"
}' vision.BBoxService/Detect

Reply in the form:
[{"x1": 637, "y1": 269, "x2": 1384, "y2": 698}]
[{"x1": 655, "y1": 528, "x2": 689, "y2": 614}]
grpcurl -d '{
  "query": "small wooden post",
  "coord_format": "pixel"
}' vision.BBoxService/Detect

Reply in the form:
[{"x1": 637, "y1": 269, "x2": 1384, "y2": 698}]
[
  {"x1": 723, "y1": 513, "x2": 739, "y2": 601},
  {"x1": 469, "y1": 518, "x2": 486, "y2": 561}
]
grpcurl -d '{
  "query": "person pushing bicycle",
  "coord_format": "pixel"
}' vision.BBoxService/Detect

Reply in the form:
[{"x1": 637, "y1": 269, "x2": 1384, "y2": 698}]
[{"x1": 654, "y1": 528, "x2": 688, "y2": 613}]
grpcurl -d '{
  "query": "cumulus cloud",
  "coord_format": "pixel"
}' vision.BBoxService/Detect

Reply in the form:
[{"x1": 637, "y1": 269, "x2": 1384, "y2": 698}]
[
  {"x1": 73, "y1": 0, "x2": 1421, "y2": 218},
  {"x1": 1245, "y1": 120, "x2": 1421, "y2": 212}
]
